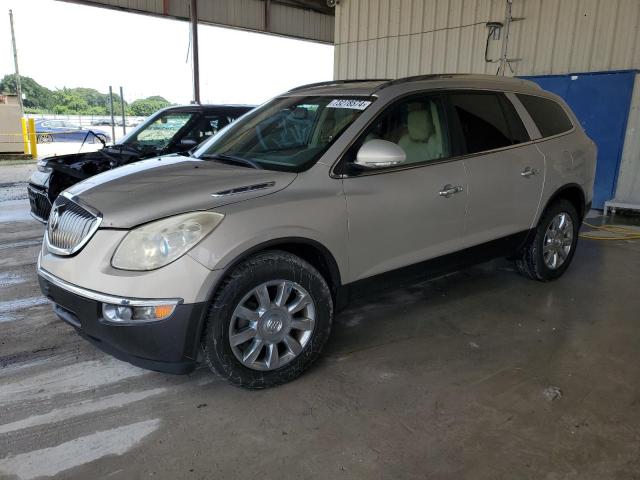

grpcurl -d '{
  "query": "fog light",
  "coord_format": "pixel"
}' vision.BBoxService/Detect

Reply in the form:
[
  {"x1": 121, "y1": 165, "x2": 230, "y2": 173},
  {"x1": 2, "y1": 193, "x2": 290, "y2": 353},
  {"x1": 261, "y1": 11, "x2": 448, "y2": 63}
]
[{"x1": 102, "y1": 303, "x2": 175, "y2": 323}]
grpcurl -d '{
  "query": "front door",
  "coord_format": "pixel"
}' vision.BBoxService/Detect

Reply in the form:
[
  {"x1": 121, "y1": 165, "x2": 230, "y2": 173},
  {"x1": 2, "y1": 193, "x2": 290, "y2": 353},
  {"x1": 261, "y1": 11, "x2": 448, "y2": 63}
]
[{"x1": 340, "y1": 93, "x2": 468, "y2": 282}]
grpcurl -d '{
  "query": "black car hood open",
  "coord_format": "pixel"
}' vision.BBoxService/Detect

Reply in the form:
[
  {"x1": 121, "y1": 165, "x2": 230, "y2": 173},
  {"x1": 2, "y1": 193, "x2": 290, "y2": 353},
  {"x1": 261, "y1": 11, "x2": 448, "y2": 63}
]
[{"x1": 46, "y1": 147, "x2": 143, "y2": 180}]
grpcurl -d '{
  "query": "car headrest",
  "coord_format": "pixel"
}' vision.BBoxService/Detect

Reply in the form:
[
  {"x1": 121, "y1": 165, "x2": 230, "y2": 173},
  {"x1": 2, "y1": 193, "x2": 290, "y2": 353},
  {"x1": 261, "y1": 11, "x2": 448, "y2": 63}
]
[{"x1": 407, "y1": 110, "x2": 434, "y2": 142}]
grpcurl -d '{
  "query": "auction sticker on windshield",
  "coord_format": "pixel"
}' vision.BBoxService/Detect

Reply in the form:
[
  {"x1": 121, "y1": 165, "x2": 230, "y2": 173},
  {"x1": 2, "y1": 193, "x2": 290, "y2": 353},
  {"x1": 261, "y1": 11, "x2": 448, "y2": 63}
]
[{"x1": 327, "y1": 99, "x2": 372, "y2": 110}]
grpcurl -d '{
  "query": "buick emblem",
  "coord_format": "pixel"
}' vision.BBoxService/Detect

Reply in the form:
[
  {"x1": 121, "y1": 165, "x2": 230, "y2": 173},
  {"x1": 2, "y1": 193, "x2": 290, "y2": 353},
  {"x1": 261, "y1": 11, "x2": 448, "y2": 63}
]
[{"x1": 49, "y1": 206, "x2": 61, "y2": 232}]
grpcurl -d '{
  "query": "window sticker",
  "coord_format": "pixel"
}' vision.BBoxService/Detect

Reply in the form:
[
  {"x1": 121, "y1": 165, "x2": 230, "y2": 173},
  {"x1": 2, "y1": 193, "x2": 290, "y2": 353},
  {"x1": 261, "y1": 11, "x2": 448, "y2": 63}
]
[{"x1": 327, "y1": 99, "x2": 372, "y2": 110}]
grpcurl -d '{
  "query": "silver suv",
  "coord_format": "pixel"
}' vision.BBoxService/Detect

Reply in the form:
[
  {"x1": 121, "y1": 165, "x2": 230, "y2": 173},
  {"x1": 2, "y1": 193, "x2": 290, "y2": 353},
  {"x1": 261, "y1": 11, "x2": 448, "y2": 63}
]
[{"x1": 37, "y1": 75, "x2": 596, "y2": 388}]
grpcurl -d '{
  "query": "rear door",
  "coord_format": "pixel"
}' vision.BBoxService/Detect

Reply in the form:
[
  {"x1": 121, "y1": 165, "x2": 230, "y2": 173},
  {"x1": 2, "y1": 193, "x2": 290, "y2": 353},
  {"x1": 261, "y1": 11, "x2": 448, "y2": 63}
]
[
  {"x1": 448, "y1": 91, "x2": 545, "y2": 246},
  {"x1": 340, "y1": 93, "x2": 469, "y2": 282}
]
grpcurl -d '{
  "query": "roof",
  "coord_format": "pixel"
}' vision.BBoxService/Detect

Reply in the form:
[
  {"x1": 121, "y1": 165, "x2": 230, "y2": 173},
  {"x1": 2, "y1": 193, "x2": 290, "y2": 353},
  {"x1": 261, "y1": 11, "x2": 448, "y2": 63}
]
[
  {"x1": 285, "y1": 74, "x2": 543, "y2": 97},
  {"x1": 57, "y1": 0, "x2": 334, "y2": 44}
]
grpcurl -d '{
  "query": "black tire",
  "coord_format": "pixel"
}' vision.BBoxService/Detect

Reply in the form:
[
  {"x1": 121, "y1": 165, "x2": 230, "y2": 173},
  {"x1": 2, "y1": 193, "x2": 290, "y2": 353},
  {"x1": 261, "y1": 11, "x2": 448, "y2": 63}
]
[
  {"x1": 515, "y1": 199, "x2": 579, "y2": 281},
  {"x1": 202, "y1": 251, "x2": 333, "y2": 389}
]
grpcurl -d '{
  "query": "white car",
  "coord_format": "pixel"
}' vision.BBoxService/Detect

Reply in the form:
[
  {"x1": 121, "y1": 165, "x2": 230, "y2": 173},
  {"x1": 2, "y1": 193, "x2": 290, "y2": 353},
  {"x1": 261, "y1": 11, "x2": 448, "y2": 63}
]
[{"x1": 37, "y1": 74, "x2": 597, "y2": 388}]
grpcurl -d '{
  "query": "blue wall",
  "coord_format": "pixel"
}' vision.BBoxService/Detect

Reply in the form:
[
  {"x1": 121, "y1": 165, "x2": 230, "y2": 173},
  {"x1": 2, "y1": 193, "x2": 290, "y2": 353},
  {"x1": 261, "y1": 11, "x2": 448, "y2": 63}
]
[{"x1": 520, "y1": 70, "x2": 637, "y2": 209}]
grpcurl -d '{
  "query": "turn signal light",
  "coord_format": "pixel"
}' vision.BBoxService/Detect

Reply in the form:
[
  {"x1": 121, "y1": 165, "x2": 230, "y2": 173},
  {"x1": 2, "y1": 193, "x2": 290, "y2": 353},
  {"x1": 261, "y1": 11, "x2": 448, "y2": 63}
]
[{"x1": 153, "y1": 305, "x2": 175, "y2": 320}]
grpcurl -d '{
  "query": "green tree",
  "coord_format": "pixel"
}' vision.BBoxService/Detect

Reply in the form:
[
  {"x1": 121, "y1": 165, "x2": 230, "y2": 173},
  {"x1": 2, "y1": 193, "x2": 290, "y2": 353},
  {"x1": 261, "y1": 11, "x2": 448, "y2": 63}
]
[
  {"x1": 0, "y1": 74, "x2": 170, "y2": 115},
  {"x1": 50, "y1": 89, "x2": 88, "y2": 114},
  {"x1": 0, "y1": 74, "x2": 54, "y2": 110},
  {"x1": 129, "y1": 96, "x2": 171, "y2": 116}
]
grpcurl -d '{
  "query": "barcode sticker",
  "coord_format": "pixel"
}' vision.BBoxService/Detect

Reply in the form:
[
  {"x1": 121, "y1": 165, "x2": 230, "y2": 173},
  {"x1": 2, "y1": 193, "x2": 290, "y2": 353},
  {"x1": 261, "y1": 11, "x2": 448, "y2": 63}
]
[{"x1": 327, "y1": 99, "x2": 372, "y2": 110}]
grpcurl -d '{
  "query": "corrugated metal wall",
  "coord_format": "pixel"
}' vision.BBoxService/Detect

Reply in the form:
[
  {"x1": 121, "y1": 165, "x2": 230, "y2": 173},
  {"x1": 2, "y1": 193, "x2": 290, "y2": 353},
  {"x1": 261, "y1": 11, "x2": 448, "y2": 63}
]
[
  {"x1": 334, "y1": 0, "x2": 640, "y2": 78},
  {"x1": 61, "y1": 0, "x2": 334, "y2": 43},
  {"x1": 334, "y1": 0, "x2": 640, "y2": 206}
]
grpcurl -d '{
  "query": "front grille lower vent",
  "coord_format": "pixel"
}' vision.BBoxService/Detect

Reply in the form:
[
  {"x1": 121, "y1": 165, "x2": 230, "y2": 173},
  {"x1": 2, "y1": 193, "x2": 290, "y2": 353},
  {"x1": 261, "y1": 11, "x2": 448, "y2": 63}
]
[{"x1": 46, "y1": 194, "x2": 101, "y2": 256}]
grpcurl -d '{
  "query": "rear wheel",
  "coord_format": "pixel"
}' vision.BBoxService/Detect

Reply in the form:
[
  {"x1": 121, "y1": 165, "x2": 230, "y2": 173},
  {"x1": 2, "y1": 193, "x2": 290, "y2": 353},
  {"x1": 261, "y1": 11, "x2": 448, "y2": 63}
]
[
  {"x1": 37, "y1": 133, "x2": 53, "y2": 144},
  {"x1": 202, "y1": 251, "x2": 333, "y2": 389},
  {"x1": 515, "y1": 199, "x2": 579, "y2": 281}
]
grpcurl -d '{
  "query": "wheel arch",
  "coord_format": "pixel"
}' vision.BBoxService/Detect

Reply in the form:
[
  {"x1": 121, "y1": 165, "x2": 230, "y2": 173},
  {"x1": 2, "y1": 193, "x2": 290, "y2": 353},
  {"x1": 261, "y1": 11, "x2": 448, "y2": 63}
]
[
  {"x1": 194, "y1": 237, "x2": 343, "y2": 354},
  {"x1": 540, "y1": 183, "x2": 587, "y2": 222}
]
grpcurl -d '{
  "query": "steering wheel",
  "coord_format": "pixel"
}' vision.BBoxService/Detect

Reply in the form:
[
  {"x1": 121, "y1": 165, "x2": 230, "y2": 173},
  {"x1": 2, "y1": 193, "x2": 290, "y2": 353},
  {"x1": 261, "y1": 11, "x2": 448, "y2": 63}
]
[
  {"x1": 256, "y1": 123, "x2": 268, "y2": 150},
  {"x1": 256, "y1": 112, "x2": 296, "y2": 150}
]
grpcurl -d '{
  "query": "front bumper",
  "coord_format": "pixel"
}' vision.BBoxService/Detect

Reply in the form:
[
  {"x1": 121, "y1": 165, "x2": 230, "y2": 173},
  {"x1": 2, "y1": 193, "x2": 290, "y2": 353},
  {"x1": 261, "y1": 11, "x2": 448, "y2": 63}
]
[{"x1": 38, "y1": 267, "x2": 207, "y2": 374}]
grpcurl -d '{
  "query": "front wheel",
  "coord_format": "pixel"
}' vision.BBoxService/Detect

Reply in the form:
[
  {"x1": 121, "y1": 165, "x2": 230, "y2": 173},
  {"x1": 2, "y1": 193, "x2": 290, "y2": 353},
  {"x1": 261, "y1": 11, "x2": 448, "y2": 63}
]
[
  {"x1": 202, "y1": 251, "x2": 333, "y2": 389},
  {"x1": 515, "y1": 199, "x2": 579, "y2": 281}
]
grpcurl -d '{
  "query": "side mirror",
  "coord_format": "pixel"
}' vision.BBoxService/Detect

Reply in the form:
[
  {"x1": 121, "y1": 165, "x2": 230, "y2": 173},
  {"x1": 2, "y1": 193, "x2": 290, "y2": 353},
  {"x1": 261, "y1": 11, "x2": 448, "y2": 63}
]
[{"x1": 354, "y1": 140, "x2": 406, "y2": 169}]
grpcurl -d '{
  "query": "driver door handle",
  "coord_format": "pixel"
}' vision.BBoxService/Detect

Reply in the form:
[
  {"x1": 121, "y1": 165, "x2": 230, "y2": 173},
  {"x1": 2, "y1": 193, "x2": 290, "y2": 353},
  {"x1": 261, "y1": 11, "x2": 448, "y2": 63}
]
[
  {"x1": 521, "y1": 166, "x2": 540, "y2": 177},
  {"x1": 439, "y1": 184, "x2": 464, "y2": 198}
]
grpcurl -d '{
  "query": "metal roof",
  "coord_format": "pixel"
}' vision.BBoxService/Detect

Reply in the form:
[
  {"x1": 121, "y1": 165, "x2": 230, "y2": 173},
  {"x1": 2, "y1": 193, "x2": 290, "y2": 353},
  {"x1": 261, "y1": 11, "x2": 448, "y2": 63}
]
[{"x1": 57, "y1": 0, "x2": 335, "y2": 43}]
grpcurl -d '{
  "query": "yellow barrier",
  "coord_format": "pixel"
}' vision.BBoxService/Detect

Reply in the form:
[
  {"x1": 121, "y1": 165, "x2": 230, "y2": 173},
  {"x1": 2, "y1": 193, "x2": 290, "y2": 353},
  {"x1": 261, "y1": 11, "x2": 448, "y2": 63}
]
[
  {"x1": 28, "y1": 118, "x2": 38, "y2": 159},
  {"x1": 21, "y1": 118, "x2": 29, "y2": 154}
]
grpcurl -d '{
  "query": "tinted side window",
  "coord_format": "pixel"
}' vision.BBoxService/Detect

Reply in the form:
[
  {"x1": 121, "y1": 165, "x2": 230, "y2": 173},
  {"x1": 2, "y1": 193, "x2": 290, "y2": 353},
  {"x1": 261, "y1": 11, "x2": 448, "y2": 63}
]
[
  {"x1": 181, "y1": 115, "x2": 232, "y2": 142},
  {"x1": 450, "y1": 93, "x2": 513, "y2": 154},
  {"x1": 516, "y1": 94, "x2": 573, "y2": 137}
]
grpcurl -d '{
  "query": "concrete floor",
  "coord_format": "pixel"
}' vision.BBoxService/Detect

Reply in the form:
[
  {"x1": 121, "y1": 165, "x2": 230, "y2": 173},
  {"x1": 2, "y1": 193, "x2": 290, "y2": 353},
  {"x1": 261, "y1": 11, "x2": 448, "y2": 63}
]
[{"x1": 1, "y1": 162, "x2": 640, "y2": 479}]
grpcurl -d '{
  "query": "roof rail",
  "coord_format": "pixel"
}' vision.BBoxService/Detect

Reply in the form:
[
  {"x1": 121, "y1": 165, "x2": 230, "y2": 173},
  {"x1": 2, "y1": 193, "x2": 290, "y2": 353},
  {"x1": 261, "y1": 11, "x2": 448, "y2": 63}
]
[
  {"x1": 373, "y1": 73, "x2": 543, "y2": 92},
  {"x1": 287, "y1": 79, "x2": 390, "y2": 92},
  {"x1": 373, "y1": 74, "x2": 461, "y2": 92}
]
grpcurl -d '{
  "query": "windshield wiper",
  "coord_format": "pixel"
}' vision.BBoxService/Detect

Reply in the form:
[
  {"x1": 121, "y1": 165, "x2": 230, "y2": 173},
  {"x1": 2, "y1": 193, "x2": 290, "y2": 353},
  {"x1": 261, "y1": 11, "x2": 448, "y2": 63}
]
[{"x1": 200, "y1": 153, "x2": 262, "y2": 170}]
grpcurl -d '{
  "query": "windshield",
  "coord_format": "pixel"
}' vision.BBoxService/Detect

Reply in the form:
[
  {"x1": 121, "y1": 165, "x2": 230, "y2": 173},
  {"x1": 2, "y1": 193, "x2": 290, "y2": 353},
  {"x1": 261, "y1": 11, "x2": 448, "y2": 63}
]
[
  {"x1": 118, "y1": 111, "x2": 195, "y2": 151},
  {"x1": 194, "y1": 96, "x2": 374, "y2": 172}
]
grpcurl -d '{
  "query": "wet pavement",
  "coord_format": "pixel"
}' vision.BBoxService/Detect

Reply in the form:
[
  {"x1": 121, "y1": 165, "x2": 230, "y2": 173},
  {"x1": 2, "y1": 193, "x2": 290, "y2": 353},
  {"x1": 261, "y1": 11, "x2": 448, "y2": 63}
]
[{"x1": 1, "y1": 162, "x2": 639, "y2": 479}]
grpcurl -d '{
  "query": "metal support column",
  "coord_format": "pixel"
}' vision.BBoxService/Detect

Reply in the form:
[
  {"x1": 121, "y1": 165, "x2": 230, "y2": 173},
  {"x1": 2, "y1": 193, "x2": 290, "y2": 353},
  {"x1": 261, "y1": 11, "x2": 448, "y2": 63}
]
[
  {"x1": 265, "y1": 0, "x2": 271, "y2": 32},
  {"x1": 190, "y1": 0, "x2": 200, "y2": 104}
]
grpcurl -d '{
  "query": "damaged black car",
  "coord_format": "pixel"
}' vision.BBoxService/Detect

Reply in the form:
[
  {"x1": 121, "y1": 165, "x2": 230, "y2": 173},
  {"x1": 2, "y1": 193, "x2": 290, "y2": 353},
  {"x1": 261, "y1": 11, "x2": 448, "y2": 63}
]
[{"x1": 27, "y1": 104, "x2": 254, "y2": 221}]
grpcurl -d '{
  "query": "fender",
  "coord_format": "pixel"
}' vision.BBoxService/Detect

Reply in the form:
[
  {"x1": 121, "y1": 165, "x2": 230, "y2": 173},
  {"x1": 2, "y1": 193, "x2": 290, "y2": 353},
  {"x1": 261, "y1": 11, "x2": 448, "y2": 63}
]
[
  {"x1": 515, "y1": 183, "x2": 587, "y2": 256},
  {"x1": 539, "y1": 183, "x2": 587, "y2": 222},
  {"x1": 190, "y1": 237, "x2": 344, "y2": 355}
]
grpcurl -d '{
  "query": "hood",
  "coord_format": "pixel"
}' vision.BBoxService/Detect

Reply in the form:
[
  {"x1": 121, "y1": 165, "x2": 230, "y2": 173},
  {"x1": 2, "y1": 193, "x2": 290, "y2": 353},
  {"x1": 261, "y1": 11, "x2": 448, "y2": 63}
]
[
  {"x1": 46, "y1": 149, "x2": 138, "y2": 180},
  {"x1": 65, "y1": 155, "x2": 296, "y2": 228}
]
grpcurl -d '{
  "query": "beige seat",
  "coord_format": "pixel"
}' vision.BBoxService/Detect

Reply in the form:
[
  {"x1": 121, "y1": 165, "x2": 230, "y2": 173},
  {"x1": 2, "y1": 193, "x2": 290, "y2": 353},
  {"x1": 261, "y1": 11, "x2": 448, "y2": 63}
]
[{"x1": 398, "y1": 107, "x2": 443, "y2": 164}]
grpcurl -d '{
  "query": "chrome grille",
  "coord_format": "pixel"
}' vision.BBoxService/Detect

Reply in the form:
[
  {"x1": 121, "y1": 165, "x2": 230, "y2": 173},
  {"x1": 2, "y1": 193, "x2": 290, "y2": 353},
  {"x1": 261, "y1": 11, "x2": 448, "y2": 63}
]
[
  {"x1": 27, "y1": 185, "x2": 52, "y2": 222},
  {"x1": 46, "y1": 194, "x2": 101, "y2": 255}
]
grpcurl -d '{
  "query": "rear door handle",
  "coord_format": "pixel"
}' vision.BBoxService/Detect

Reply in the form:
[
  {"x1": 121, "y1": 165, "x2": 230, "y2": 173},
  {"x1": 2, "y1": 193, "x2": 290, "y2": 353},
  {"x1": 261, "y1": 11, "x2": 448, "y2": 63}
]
[
  {"x1": 521, "y1": 167, "x2": 539, "y2": 177},
  {"x1": 439, "y1": 184, "x2": 464, "y2": 198}
]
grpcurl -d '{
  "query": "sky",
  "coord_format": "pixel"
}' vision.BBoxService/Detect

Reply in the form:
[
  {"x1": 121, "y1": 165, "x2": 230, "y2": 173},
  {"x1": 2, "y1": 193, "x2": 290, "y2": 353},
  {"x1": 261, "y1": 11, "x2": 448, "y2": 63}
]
[{"x1": 1, "y1": 0, "x2": 334, "y2": 105}]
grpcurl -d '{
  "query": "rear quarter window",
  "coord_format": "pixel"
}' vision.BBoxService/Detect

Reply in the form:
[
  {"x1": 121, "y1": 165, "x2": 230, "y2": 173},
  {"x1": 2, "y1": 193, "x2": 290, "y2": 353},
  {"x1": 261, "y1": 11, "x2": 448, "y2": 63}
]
[{"x1": 516, "y1": 94, "x2": 574, "y2": 138}]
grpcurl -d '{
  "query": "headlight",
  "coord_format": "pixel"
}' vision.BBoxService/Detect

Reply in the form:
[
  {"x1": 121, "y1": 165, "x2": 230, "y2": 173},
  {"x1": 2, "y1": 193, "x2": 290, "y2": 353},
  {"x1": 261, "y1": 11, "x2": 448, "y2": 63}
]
[
  {"x1": 37, "y1": 159, "x2": 52, "y2": 173},
  {"x1": 111, "y1": 211, "x2": 224, "y2": 271}
]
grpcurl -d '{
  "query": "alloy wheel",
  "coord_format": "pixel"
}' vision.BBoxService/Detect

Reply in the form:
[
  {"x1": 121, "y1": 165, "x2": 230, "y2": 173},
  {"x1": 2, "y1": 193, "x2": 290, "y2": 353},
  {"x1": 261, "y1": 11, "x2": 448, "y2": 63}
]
[
  {"x1": 229, "y1": 280, "x2": 316, "y2": 371},
  {"x1": 543, "y1": 212, "x2": 574, "y2": 270}
]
